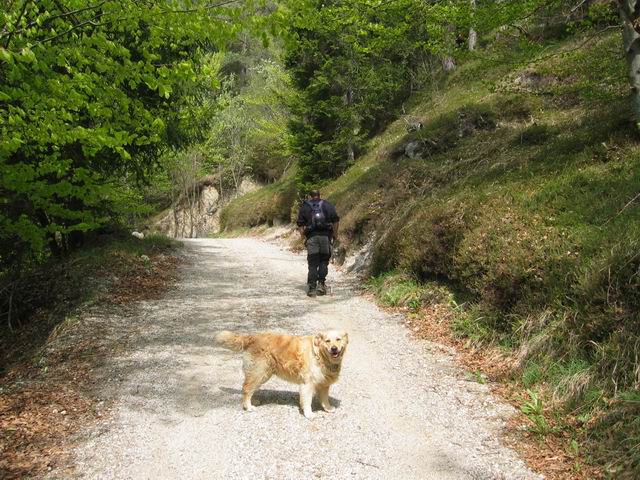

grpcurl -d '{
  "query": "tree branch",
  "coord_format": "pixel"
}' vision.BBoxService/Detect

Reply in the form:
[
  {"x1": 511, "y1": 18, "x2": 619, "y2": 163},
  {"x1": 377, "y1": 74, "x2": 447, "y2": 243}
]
[
  {"x1": 36, "y1": 12, "x2": 109, "y2": 45},
  {"x1": 507, "y1": 23, "x2": 531, "y2": 39},
  {"x1": 9, "y1": 0, "x2": 236, "y2": 47},
  {"x1": 505, "y1": 0, "x2": 552, "y2": 24},
  {"x1": 53, "y1": 0, "x2": 81, "y2": 26},
  {"x1": 3, "y1": 0, "x2": 31, "y2": 49},
  {"x1": 603, "y1": 192, "x2": 640, "y2": 225},
  {"x1": 0, "y1": 2, "x2": 107, "y2": 40},
  {"x1": 161, "y1": 0, "x2": 239, "y2": 14},
  {"x1": 571, "y1": 0, "x2": 591, "y2": 14}
]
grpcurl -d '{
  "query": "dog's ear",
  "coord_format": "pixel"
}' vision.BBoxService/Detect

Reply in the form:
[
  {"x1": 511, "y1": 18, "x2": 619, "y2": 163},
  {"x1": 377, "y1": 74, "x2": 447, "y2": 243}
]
[
  {"x1": 313, "y1": 332, "x2": 324, "y2": 355},
  {"x1": 341, "y1": 331, "x2": 349, "y2": 345}
]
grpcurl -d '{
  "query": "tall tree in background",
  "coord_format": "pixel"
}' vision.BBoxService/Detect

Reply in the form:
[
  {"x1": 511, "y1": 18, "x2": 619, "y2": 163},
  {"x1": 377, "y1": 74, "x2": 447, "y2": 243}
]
[
  {"x1": 469, "y1": 0, "x2": 478, "y2": 51},
  {"x1": 282, "y1": 0, "x2": 431, "y2": 191}
]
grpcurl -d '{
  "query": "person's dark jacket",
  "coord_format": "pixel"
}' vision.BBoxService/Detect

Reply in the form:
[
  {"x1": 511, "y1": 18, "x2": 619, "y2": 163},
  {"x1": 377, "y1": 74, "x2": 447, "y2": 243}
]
[{"x1": 296, "y1": 199, "x2": 340, "y2": 238}]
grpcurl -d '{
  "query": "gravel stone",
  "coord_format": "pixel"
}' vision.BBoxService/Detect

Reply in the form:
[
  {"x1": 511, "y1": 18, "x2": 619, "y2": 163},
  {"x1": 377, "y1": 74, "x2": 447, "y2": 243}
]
[{"x1": 66, "y1": 238, "x2": 541, "y2": 480}]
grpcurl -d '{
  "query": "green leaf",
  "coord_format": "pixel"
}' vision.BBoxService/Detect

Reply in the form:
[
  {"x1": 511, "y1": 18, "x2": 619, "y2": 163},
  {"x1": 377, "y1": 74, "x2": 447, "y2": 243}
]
[
  {"x1": 0, "y1": 48, "x2": 12, "y2": 63},
  {"x1": 19, "y1": 47, "x2": 36, "y2": 63},
  {"x1": 152, "y1": 118, "x2": 166, "y2": 132},
  {"x1": 158, "y1": 83, "x2": 173, "y2": 99}
]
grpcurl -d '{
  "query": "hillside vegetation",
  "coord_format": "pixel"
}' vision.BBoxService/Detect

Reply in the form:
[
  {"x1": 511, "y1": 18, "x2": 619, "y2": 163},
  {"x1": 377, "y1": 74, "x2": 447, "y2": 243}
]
[{"x1": 222, "y1": 26, "x2": 640, "y2": 478}]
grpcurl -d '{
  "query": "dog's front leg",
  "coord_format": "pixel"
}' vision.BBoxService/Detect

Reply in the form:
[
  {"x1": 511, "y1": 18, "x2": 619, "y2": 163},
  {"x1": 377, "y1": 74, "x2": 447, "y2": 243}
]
[
  {"x1": 318, "y1": 385, "x2": 335, "y2": 413},
  {"x1": 299, "y1": 383, "x2": 315, "y2": 419}
]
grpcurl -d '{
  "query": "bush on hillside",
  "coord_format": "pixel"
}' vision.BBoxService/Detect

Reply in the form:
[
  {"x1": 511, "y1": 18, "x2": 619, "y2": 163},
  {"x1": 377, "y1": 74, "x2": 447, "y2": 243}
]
[
  {"x1": 220, "y1": 177, "x2": 297, "y2": 231},
  {"x1": 374, "y1": 202, "x2": 467, "y2": 280}
]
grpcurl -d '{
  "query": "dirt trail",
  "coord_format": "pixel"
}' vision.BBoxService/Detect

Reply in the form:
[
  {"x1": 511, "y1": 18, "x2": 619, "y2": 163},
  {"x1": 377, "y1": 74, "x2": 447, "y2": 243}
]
[{"x1": 65, "y1": 238, "x2": 540, "y2": 480}]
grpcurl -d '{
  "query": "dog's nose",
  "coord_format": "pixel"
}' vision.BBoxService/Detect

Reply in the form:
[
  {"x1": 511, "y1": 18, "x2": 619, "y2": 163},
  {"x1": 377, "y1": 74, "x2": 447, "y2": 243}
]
[{"x1": 331, "y1": 346, "x2": 338, "y2": 353}]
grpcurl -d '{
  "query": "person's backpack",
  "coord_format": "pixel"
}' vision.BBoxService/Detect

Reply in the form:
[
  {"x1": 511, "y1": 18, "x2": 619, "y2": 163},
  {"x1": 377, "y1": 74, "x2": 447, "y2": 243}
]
[{"x1": 307, "y1": 200, "x2": 331, "y2": 232}]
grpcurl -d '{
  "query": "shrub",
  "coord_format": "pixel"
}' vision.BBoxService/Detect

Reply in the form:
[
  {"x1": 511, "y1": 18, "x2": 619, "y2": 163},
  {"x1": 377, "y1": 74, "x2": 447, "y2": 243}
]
[
  {"x1": 452, "y1": 204, "x2": 553, "y2": 317},
  {"x1": 220, "y1": 177, "x2": 297, "y2": 231}
]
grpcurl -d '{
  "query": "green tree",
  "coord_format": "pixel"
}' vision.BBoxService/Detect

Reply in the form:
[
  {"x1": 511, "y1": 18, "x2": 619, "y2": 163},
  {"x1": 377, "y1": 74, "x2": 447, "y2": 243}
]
[
  {"x1": 0, "y1": 1, "x2": 257, "y2": 268},
  {"x1": 282, "y1": 0, "x2": 431, "y2": 191},
  {"x1": 201, "y1": 40, "x2": 294, "y2": 190}
]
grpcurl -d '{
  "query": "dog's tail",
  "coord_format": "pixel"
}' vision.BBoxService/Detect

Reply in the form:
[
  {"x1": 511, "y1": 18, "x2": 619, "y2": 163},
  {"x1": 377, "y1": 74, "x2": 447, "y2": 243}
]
[{"x1": 215, "y1": 331, "x2": 252, "y2": 352}]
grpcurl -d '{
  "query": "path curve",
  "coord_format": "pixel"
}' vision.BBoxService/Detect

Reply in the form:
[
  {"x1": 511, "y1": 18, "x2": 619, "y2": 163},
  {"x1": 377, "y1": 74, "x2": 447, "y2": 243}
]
[{"x1": 69, "y1": 238, "x2": 540, "y2": 480}]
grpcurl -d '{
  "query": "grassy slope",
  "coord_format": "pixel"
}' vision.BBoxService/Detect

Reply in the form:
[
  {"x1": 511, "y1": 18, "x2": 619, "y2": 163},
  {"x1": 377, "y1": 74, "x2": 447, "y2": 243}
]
[
  {"x1": 220, "y1": 173, "x2": 297, "y2": 230},
  {"x1": 223, "y1": 32, "x2": 640, "y2": 476},
  {"x1": 332, "y1": 34, "x2": 639, "y2": 476}
]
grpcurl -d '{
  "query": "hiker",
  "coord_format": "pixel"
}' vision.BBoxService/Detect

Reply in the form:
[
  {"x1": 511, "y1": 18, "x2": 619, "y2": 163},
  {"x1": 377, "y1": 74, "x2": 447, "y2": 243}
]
[{"x1": 296, "y1": 190, "x2": 340, "y2": 297}]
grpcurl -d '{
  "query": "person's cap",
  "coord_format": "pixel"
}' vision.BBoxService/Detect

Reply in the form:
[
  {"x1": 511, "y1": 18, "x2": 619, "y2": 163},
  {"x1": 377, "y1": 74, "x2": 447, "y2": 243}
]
[{"x1": 310, "y1": 189, "x2": 320, "y2": 197}]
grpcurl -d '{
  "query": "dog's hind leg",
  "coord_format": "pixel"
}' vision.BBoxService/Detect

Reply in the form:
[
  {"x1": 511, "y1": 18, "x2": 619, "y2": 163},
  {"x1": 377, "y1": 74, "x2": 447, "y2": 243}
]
[
  {"x1": 299, "y1": 383, "x2": 316, "y2": 419},
  {"x1": 242, "y1": 357, "x2": 272, "y2": 412},
  {"x1": 318, "y1": 385, "x2": 335, "y2": 413}
]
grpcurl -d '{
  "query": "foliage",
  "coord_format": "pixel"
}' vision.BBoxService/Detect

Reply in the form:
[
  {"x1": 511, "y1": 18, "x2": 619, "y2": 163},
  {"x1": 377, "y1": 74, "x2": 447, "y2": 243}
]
[
  {"x1": 206, "y1": 53, "x2": 295, "y2": 189},
  {"x1": 520, "y1": 389, "x2": 553, "y2": 436},
  {"x1": 278, "y1": 0, "x2": 613, "y2": 191},
  {"x1": 151, "y1": 34, "x2": 295, "y2": 230},
  {"x1": 0, "y1": 0, "x2": 259, "y2": 271},
  {"x1": 281, "y1": 0, "x2": 434, "y2": 191}
]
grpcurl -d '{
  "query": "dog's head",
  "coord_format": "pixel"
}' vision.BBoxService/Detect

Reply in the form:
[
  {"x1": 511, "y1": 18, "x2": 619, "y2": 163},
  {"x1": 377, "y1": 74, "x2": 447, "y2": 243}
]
[{"x1": 314, "y1": 330, "x2": 349, "y2": 364}]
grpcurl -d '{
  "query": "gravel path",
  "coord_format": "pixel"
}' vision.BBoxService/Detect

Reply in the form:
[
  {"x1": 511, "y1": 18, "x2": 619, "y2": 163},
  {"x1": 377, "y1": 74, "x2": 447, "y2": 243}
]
[{"x1": 69, "y1": 238, "x2": 541, "y2": 480}]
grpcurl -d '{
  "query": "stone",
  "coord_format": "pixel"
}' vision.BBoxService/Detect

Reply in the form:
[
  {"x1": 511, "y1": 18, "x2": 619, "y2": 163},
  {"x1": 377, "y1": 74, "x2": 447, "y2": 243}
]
[{"x1": 404, "y1": 140, "x2": 426, "y2": 159}]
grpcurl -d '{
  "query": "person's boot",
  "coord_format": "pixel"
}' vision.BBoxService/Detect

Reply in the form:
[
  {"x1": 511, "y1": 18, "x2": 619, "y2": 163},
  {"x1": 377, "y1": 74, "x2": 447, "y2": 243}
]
[
  {"x1": 307, "y1": 283, "x2": 317, "y2": 297},
  {"x1": 317, "y1": 281, "x2": 327, "y2": 296}
]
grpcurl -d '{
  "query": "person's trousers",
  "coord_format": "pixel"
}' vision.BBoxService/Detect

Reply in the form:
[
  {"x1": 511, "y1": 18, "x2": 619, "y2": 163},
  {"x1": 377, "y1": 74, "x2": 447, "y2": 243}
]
[{"x1": 306, "y1": 235, "x2": 332, "y2": 287}]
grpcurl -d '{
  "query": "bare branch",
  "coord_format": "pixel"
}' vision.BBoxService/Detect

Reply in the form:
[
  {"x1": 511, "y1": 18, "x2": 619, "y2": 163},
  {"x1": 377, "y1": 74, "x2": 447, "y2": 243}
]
[
  {"x1": 603, "y1": 192, "x2": 640, "y2": 225},
  {"x1": 509, "y1": 0, "x2": 566, "y2": 25},
  {"x1": 571, "y1": 0, "x2": 590, "y2": 14},
  {"x1": 507, "y1": 23, "x2": 531, "y2": 39}
]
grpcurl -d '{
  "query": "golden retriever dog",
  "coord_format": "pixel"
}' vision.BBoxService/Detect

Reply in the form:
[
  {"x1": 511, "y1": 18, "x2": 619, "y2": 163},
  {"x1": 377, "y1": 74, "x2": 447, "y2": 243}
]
[{"x1": 215, "y1": 330, "x2": 348, "y2": 418}]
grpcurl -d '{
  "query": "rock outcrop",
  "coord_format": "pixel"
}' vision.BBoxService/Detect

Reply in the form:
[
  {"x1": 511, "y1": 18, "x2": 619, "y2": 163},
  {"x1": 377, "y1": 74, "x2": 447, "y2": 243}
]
[{"x1": 153, "y1": 177, "x2": 258, "y2": 238}]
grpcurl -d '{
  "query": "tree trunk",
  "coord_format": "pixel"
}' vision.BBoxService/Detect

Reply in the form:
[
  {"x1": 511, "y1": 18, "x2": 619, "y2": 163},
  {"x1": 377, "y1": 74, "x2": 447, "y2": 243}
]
[
  {"x1": 188, "y1": 192, "x2": 193, "y2": 238},
  {"x1": 218, "y1": 164, "x2": 224, "y2": 201},
  {"x1": 230, "y1": 161, "x2": 240, "y2": 196},
  {"x1": 469, "y1": 0, "x2": 477, "y2": 51},
  {"x1": 442, "y1": 23, "x2": 457, "y2": 72},
  {"x1": 344, "y1": 87, "x2": 355, "y2": 163},
  {"x1": 171, "y1": 187, "x2": 179, "y2": 238},
  {"x1": 620, "y1": 0, "x2": 640, "y2": 127},
  {"x1": 442, "y1": 56, "x2": 456, "y2": 72},
  {"x1": 347, "y1": 141, "x2": 355, "y2": 164},
  {"x1": 173, "y1": 206, "x2": 179, "y2": 238}
]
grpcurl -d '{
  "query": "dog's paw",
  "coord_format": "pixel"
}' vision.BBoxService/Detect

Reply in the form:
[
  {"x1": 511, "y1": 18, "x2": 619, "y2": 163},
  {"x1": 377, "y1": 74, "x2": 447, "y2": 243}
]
[
  {"x1": 303, "y1": 410, "x2": 316, "y2": 419},
  {"x1": 243, "y1": 404, "x2": 256, "y2": 412},
  {"x1": 322, "y1": 405, "x2": 336, "y2": 413}
]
